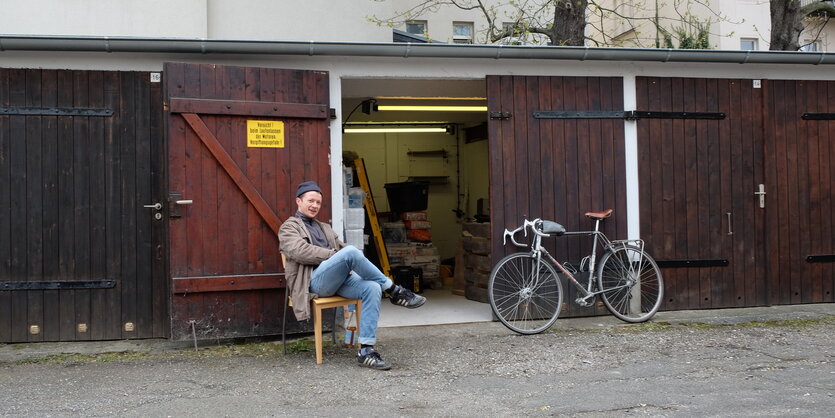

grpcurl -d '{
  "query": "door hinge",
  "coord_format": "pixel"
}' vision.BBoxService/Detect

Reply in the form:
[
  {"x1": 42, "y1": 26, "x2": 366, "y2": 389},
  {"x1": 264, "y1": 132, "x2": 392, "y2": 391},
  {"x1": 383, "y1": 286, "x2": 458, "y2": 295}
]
[
  {"x1": 489, "y1": 111, "x2": 512, "y2": 120},
  {"x1": 802, "y1": 113, "x2": 835, "y2": 120}
]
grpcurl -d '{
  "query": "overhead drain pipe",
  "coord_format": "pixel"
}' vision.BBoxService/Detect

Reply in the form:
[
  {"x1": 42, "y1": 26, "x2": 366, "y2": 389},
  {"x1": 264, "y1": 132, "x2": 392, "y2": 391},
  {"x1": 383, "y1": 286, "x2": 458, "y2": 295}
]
[{"x1": 1, "y1": 35, "x2": 834, "y2": 65}]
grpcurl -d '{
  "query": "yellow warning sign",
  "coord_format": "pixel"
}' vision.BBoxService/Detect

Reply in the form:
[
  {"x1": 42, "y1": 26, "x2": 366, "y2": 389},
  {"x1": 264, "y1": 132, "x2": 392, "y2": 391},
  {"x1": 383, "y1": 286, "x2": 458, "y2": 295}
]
[{"x1": 247, "y1": 120, "x2": 284, "y2": 148}]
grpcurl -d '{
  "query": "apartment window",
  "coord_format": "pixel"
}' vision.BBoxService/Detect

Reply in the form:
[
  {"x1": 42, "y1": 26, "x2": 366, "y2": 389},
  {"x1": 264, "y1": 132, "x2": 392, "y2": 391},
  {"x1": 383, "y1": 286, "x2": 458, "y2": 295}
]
[
  {"x1": 406, "y1": 21, "x2": 427, "y2": 37},
  {"x1": 453, "y1": 22, "x2": 473, "y2": 44},
  {"x1": 800, "y1": 40, "x2": 821, "y2": 52},
  {"x1": 740, "y1": 38, "x2": 758, "y2": 50}
]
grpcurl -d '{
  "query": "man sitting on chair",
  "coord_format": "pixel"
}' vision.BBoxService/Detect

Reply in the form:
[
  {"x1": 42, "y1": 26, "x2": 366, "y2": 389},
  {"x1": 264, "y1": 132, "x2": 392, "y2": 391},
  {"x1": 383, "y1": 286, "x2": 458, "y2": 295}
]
[{"x1": 279, "y1": 181, "x2": 426, "y2": 370}]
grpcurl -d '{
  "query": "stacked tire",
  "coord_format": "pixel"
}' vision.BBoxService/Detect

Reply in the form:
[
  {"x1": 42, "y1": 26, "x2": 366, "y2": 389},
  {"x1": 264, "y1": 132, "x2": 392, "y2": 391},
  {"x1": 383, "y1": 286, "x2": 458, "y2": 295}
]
[{"x1": 461, "y1": 222, "x2": 492, "y2": 303}]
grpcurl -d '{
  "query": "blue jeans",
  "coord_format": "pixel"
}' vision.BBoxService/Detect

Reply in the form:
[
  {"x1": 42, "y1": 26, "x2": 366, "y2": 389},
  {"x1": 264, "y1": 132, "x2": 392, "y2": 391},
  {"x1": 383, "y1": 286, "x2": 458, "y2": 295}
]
[{"x1": 309, "y1": 246, "x2": 393, "y2": 345}]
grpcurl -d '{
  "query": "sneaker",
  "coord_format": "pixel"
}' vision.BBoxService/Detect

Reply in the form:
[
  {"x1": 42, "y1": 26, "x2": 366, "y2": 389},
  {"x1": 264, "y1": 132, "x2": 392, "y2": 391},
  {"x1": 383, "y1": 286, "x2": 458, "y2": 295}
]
[
  {"x1": 357, "y1": 347, "x2": 391, "y2": 370},
  {"x1": 389, "y1": 285, "x2": 426, "y2": 309}
]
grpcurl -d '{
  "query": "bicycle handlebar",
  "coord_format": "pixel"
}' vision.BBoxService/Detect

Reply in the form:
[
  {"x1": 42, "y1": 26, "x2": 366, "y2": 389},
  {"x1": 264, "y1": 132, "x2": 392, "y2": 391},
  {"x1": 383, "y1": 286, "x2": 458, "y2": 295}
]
[{"x1": 503, "y1": 218, "x2": 549, "y2": 247}]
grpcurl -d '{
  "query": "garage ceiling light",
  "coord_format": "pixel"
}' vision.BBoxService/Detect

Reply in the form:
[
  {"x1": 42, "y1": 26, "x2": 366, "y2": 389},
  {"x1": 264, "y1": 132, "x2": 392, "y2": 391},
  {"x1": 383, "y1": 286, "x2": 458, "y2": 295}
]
[
  {"x1": 344, "y1": 127, "x2": 450, "y2": 133},
  {"x1": 376, "y1": 105, "x2": 487, "y2": 112}
]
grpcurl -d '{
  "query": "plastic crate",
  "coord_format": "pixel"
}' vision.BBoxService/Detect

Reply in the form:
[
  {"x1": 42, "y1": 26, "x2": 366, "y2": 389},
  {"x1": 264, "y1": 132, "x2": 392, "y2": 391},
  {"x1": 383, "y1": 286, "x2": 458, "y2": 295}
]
[{"x1": 384, "y1": 181, "x2": 429, "y2": 213}]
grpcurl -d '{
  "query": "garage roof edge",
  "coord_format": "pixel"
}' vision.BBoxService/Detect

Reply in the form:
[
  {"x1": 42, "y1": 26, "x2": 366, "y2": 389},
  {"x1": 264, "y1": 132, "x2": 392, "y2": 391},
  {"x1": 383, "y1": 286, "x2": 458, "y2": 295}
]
[{"x1": 1, "y1": 35, "x2": 833, "y2": 65}]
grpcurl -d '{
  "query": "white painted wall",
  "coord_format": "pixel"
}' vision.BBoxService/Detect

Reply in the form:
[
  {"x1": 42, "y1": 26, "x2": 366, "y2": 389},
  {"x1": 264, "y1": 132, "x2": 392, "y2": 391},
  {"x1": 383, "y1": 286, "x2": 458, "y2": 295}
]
[
  {"x1": 1, "y1": 0, "x2": 209, "y2": 38},
  {"x1": 344, "y1": 130, "x2": 461, "y2": 259},
  {"x1": 0, "y1": 0, "x2": 392, "y2": 42},
  {"x1": 205, "y1": 0, "x2": 391, "y2": 41}
]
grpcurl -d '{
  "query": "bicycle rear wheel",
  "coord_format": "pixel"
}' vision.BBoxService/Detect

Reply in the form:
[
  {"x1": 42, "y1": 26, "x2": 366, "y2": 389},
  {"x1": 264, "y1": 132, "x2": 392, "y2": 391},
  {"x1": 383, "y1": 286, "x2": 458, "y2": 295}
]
[
  {"x1": 597, "y1": 245, "x2": 664, "y2": 323},
  {"x1": 488, "y1": 253, "x2": 563, "y2": 334}
]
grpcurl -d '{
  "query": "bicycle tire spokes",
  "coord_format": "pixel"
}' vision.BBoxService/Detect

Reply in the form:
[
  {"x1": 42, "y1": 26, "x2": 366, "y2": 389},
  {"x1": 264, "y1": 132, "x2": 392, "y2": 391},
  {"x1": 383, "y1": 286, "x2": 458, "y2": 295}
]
[
  {"x1": 488, "y1": 253, "x2": 563, "y2": 334},
  {"x1": 597, "y1": 246, "x2": 663, "y2": 323}
]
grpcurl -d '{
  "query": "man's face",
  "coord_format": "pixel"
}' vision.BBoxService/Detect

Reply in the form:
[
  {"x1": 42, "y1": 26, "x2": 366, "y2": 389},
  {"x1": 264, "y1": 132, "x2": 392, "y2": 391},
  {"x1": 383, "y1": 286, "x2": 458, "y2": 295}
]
[{"x1": 296, "y1": 191, "x2": 323, "y2": 218}]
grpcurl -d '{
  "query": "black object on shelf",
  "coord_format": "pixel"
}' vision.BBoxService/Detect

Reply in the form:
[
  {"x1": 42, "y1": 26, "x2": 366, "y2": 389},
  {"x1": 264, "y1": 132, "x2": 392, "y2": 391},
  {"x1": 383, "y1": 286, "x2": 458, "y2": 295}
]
[{"x1": 384, "y1": 181, "x2": 429, "y2": 213}]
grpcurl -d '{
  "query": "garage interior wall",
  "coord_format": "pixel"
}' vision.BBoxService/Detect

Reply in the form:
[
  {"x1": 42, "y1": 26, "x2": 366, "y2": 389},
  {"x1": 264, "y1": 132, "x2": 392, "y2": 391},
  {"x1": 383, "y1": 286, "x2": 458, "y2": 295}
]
[{"x1": 344, "y1": 130, "x2": 489, "y2": 260}]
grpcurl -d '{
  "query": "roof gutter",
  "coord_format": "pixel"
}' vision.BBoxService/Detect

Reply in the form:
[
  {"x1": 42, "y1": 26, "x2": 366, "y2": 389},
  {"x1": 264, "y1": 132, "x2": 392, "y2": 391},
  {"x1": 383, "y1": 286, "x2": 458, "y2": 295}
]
[{"x1": 1, "y1": 35, "x2": 833, "y2": 65}]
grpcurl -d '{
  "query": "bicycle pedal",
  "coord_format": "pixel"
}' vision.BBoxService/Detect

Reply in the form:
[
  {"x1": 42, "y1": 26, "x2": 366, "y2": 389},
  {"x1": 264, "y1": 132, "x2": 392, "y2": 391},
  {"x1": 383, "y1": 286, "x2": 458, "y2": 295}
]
[{"x1": 575, "y1": 298, "x2": 593, "y2": 307}]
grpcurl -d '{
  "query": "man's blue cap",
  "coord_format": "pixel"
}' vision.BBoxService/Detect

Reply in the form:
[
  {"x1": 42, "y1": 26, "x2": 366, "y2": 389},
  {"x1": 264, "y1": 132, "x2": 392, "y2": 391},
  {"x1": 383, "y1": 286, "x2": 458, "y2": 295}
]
[{"x1": 296, "y1": 181, "x2": 323, "y2": 197}]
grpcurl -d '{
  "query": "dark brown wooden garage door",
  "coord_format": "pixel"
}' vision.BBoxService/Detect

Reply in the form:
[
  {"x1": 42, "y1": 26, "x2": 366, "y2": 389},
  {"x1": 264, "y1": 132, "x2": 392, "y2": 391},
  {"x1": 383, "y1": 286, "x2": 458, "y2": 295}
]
[
  {"x1": 765, "y1": 80, "x2": 835, "y2": 305},
  {"x1": 165, "y1": 62, "x2": 331, "y2": 340},
  {"x1": 487, "y1": 75, "x2": 627, "y2": 318},
  {"x1": 0, "y1": 69, "x2": 167, "y2": 342},
  {"x1": 636, "y1": 77, "x2": 767, "y2": 310}
]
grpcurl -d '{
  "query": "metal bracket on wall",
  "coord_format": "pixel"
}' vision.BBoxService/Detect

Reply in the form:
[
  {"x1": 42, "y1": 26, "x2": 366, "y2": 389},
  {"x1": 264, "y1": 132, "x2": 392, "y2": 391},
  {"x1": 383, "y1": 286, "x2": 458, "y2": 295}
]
[
  {"x1": 0, "y1": 281, "x2": 117, "y2": 291},
  {"x1": 655, "y1": 259, "x2": 729, "y2": 268},
  {"x1": 489, "y1": 111, "x2": 512, "y2": 120},
  {"x1": 806, "y1": 254, "x2": 835, "y2": 263},
  {"x1": 532, "y1": 110, "x2": 726, "y2": 121},
  {"x1": 0, "y1": 106, "x2": 113, "y2": 116},
  {"x1": 801, "y1": 113, "x2": 835, "y2": 120}
]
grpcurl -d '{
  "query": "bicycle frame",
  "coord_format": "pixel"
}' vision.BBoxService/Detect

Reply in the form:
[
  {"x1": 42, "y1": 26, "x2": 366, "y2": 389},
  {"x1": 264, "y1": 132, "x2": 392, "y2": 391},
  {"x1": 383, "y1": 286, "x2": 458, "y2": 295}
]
[{"x1": 503, "y1": 217, "x2": 644, "y2": 306}]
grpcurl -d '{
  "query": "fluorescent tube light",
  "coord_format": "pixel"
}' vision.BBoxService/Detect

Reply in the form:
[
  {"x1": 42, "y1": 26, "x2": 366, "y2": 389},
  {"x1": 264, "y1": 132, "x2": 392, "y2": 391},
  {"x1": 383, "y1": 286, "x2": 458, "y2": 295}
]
[
  {"x1": 344, "y1": 127, "x2": 449, "y2": 134},
  {"x1": 376, "y1": 105, "x2": 487, "y2": 112}
]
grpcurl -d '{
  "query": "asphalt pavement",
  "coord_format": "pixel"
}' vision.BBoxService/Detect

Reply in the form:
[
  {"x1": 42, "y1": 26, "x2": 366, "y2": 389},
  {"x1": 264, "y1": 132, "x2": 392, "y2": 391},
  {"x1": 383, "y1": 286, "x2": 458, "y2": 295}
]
[{"x1": 1, "y1": 303, "x2": 833, "y2": 417}]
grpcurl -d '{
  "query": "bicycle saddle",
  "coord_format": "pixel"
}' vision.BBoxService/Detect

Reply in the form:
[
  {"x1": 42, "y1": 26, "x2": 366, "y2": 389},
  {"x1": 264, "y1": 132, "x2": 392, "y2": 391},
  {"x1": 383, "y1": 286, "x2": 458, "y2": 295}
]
[
  {"x1": 541, "y1": 220, "x2": 566, "y2": 236},
  {"x1": 585, "y1": 209, "x2": 613, "y2": 220}
]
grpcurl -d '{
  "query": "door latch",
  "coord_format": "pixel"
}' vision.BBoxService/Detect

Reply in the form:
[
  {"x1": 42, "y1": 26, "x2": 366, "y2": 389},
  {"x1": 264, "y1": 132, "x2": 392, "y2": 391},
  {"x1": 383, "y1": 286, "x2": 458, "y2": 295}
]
[{"x1": 754, "y1": 184, "x2": 766, "y2": 209}]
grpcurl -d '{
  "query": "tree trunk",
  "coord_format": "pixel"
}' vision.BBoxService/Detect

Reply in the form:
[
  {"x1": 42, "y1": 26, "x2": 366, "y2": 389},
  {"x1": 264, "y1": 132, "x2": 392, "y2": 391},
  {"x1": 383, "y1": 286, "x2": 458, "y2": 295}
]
[
  {"x1": 549, "y1": 0, "x2": 588, "y2": 46},
  {"x1": 770, "y1": 0, "x2": 804, "y2": 50}
]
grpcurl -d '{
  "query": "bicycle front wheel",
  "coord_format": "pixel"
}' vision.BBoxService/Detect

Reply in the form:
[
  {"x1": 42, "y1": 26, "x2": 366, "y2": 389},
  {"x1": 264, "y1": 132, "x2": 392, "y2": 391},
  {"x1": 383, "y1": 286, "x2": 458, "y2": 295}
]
[
  {"x1": 597, "y1": 246, "x2": 664, "y2": 323},
  {"x1": 488, "y1": 253, "x2": 563, "y2": 335}
]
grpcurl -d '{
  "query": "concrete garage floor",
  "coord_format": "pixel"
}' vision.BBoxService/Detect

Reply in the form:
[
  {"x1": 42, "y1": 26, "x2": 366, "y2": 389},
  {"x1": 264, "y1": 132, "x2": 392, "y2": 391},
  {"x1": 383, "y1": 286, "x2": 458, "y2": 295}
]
[{"x1": 378, "y1": 288, "x2": 493, "y2": 328}]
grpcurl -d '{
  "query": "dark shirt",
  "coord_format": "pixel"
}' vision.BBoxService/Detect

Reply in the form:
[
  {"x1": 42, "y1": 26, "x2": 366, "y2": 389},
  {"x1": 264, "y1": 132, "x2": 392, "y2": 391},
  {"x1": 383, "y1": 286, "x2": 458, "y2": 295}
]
[{"x1": 295, "y1": 211, "x2": 330, "y2": 249}]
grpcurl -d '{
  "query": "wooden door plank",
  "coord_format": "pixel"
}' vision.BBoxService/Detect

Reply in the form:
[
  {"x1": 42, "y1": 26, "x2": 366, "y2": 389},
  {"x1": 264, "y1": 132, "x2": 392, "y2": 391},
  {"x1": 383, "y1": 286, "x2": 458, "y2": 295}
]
[
  {"x1": 165, "y1": 62, "x2": 189, "y2": 280},
  {"x1": 25, "y1": 70, "x2": 45, "y2": 342},
  {"x1": 86, "y1": 71, "x2": 109, "y2": 340},
  {"x1": 118, "y1": 71, "x2": 139, "y2": 340},
  {"x1": 102, "y1": 70, "x2": 123, "y2": 339},
  {"x1": 538, "y1": 76, "x2": 556, "y2": 257},
  {"x1": 245, "y1": 67, "x2": 265, "y2": 276},
  {"x1": 148, "y1": 72, "x2": 168, "y2": 338},
  {"x1": 0, "y1": 69, "x2": 11, "y2": 341},
  {"x1": 72, "y1": 70, "x2": 92, "y2": 341},
  {"x1": 693, "y1": 78, "x2": 712, "y2": 308},
  {"x1": 525, "y1": 76, "x2": 543, "y2": 220},
  {"x1": 259, "y1": 68, "x2": 280, "y2": 274},
  {"x1": 55, "y1": 70, "x2": 77, "y2": 341},
  {"x1": 792, "y1": 82, "x2": 809, "y2": 304},
  {"x1": 40, "y1": 70, "x2": 62, "y2": 341},
  {"x1": 749, "y1": 81, "x2": 767, "y2": 306},
  {"x1": 710, "y1": 79, "x2": 728, "y2": 307},
  {"x1": 798, "y1": 81, "x2": 826, "y2": 303},
  {"x1": 8, "y1": 69, "x2": 28, "y2": 342},
  {"x1": 826, "y1": 82, "x2": 835, "y2": 302},
  {"x1": 486, "y1": 75, "x2": 505, "y2": 258},
  {"x1": 134, "y1": 72, "x2": 154, "y2": 339},
  {"x1": 548, "y1": 77, "x2": 569, "y2": 262}
]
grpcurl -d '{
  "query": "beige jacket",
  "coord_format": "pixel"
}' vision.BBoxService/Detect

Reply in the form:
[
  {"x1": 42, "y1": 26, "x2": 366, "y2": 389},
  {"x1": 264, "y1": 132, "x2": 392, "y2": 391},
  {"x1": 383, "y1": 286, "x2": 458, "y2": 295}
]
[{"x1": 278, "y1": 216, "x2": 346, "y2": 321}]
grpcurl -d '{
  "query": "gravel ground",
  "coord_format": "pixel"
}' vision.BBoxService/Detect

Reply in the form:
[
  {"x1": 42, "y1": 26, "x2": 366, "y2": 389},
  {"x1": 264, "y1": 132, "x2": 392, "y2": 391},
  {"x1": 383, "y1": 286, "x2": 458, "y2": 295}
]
[{"x1": 1, "y1": 310, "x2": 834, "y2": 417}]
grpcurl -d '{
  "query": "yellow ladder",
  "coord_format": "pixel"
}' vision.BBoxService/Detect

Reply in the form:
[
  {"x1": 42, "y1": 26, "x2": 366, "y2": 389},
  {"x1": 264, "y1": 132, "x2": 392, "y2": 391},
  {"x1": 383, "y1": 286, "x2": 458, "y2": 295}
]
[{"x1": 353, "y1": 158, "x2": 391, "y2": 277}]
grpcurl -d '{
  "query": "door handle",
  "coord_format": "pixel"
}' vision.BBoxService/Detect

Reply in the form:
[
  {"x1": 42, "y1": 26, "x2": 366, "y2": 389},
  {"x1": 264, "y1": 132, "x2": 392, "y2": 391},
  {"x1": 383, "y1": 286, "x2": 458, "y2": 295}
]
[
  {"x1": 726, "y1": 212, "x2": 733, "y2": 235},
  {"x1": 175, "y1": 200, "x2": 193, "y2": 205},
  {"x1": 754, "y1": 184, "x2": 766, "y2": 208},
  {"x1": 143, "y1": 203, "x2": 162, "y2": 210}
]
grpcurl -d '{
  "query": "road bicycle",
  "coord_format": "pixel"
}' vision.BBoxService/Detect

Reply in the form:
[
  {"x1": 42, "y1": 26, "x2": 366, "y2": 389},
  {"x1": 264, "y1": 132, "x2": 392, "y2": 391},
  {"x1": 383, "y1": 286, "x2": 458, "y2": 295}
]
[{"x1": 488, "y1": 209, "x2": 664, "y2": 335}]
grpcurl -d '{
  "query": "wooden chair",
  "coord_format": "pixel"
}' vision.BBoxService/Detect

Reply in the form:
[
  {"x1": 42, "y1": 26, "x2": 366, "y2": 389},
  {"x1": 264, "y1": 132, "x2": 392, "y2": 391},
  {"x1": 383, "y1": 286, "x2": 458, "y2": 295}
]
[{"x1": 281, "y1": 253, "x2": 362, "y2": 364}]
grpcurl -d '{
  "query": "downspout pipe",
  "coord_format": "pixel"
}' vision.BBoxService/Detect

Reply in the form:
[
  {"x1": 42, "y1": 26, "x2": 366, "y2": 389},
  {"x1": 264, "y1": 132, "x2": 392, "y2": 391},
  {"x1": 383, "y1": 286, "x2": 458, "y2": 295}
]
[{"x1": 1, "y1": 35, "x2": 834, "y2": 65}]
